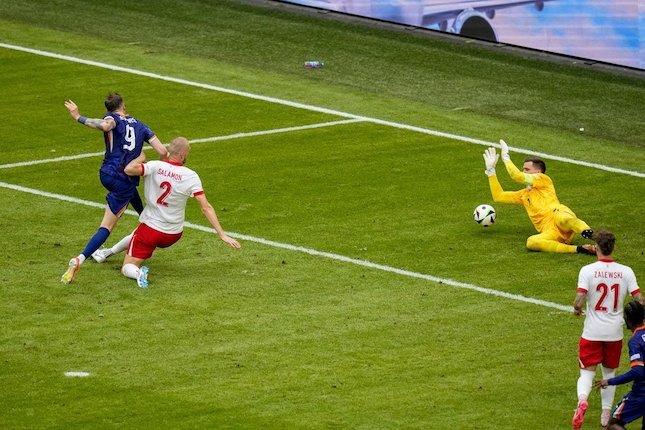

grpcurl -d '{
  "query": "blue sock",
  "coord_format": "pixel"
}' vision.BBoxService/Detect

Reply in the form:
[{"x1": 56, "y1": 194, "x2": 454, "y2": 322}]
[{"x1": 82, "y1": 227, "x2": 111, "y2": 259}]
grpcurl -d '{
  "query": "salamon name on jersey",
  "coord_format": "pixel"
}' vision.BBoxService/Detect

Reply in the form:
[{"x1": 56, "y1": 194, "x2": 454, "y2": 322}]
[
  {"x1": 593, "y1": 270, "x2": 623, "y2": 279},
  {"x1": 157, "y1": 168, "x2": 183, "y2": 181}
]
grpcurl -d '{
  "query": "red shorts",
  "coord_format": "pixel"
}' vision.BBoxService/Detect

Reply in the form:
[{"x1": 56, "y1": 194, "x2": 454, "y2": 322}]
[
  {"x1": 127, "y1": 223, "x2": 183, "y2": 260},
  {"x1": 578, "y1": 338, "x2": 623, "y2": 369}
]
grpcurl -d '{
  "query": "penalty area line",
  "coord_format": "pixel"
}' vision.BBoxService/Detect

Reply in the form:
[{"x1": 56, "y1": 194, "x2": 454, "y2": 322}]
[
  {"x1": 0, "y1": 180, "x2": 572, "y2": 313},
  {"x1": 189, "y1": 118, "x2": 365, "y2": 144},
  {"x1": 0, "y1": 118, "x2": 365, "y2": 170}
]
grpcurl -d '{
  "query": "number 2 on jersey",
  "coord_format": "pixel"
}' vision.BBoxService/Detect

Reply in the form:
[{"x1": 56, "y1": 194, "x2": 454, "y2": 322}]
[
  {"x1": 157, "y1": 181, "x2": 172, "y2": 206},
  {"x1": 595, "y1": 283, "x2": 619, "y2": 312}
]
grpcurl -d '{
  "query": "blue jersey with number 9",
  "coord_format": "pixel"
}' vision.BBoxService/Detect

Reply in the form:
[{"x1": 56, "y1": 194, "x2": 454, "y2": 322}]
[{"x1": 100, "y1": 112, "x2": 155, "y2": 185}]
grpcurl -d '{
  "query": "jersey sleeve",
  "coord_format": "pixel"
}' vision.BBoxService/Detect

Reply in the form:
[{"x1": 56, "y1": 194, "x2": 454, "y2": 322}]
[
  {"x1": 188, "y1": 172, "x2": 204, "y2": 197},
  {"x1": 577, "y1": 267, "x2": 590, "y2": 293},
  {"x1": 626, "y1": 267, "x2": 641, "y2": 296},
  {"x1": 141, "y1": 122, "x2": 155, "y2": 142},
  {"x1": 608, "y1": 334, "x2": 645, "y2": 386},
  {"x1": 103, "y1": 113, "x2": 118, "y2": 123},
  {"x1": 488, "y1": 174, "x2": 523, "y2": 205},
  {"x1": 142, "y1": 160, "x2": 159, "y2": 177},
  {"x1": 530, "y1": 173, "x2": 552, "y2": 190},
  {"x1": 504, "y1": 160, "x2": 533, "y2": 185}
]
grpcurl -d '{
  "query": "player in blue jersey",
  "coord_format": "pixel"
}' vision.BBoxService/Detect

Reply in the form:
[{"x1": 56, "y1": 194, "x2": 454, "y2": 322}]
[
  {"x1": 595, "y1": 301, "x2": 645, "y2": 430},
  {"x1": 61, "y1": 93, "x2": 169, "y2": 284}
]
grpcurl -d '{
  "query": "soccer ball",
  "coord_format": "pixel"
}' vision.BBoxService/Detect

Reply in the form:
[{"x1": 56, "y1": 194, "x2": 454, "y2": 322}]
[{"x1": 473, "y1": 204, "x2": 496, "y2": 227}]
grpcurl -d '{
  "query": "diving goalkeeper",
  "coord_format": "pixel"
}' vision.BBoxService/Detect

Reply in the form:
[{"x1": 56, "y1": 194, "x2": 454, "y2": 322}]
[{"x1": 483, "y1": 140, "x2": 596, "y2": 255}]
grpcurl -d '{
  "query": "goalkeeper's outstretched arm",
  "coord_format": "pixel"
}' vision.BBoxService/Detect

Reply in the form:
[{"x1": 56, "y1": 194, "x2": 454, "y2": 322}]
[
  {"x1": 488, "y1": 174, "x2": 522, "y2": 204},
  {"x1": 499, "y1": 139, "x2": 534, "y2": 186},
  {"x1": 483, "y1": 147, "x2": 522, "y2": 204}
]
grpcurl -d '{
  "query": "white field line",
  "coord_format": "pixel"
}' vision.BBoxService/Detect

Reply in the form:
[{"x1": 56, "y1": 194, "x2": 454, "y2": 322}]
[
  {"x1": 189, "y1": 118, "x2": 364, "y2": 143},
  {"x1": 0, "y1": 180, "x2": 572, "y2": 313},
  {"x1": 1, "y1": 42, "x2": 643, "y2": 179},
  {"x1": 0, "y1": 152, "x2": 105, "y2": 170},
  {"x1": 64, "y1": 371, "x2": 90, "y2": 377},
  {"x1": 0, "y1": 119, "x2": 365, "y2": 170}
]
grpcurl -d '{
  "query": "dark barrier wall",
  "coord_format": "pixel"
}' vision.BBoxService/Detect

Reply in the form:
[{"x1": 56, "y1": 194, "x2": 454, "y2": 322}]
[{"x1": 282, "y1": 0, "x2": 644, "y2": 70}]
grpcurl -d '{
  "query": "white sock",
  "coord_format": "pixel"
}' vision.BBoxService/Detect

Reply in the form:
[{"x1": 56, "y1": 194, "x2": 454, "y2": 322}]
[
  {"x1": 577, "y1": 368, "x2": 595, "y2": 402},
  {"x1": 76, "y1": 254, "x2": 86, "y2": 264},
  {"x1": 122, "y1": 263, "x2": 140, "y2": 280},
  {"x1": 110, "y1": 233, "x2": 133, "y2": 255},
  {"x1": 600, "y1": 366, "x2": 616, "y2": 409}
]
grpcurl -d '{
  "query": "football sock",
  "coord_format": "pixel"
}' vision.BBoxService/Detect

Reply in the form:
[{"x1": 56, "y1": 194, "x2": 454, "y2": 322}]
[
  {"x1": 81, "y1": 227, "x2": 111, "y2": 259},
  {"x1": 75, "y1": 254, "x2": 86, "y2": 265},
  {"x1": 122, "y1": 263, "x2": 140, "y2": 280},
  {"x1": 577, "y1": 369, "x2": 595, "y2": 401},
  {"x1": 110, "y1": 233, "x2": 133, "y2": 255},
  {"x1": 130, "y1": 192, "x2": 144, "y2": 215},
  {"x1": 600, "y1": 366, "x2": 616, "y2": 409}
]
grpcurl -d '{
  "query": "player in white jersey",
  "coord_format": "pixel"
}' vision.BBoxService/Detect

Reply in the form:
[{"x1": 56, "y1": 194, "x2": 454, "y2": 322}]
[
  {"x1": 95, "y1": 137, "x2": 241, "y2": 288},
  {"x1": 571, "y1": 230, "x2": 642, "y2": 430}
]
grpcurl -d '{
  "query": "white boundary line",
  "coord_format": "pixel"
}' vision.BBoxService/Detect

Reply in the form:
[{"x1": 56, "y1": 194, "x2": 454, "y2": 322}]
[
  {"x1": 0, "y1": 119, "x2": 365, "y2": 170},
  {"x1": 0, "y1": 180, "x2": 572, "y2": 313},
  {"x1": 1, "y1": 42, "x2": 643, "y2": 179}
]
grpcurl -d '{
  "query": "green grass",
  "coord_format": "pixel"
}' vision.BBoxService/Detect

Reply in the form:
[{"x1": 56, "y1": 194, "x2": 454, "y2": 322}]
[{"x1": 0, "y1": 1, "x2": 644, "y2": 428}]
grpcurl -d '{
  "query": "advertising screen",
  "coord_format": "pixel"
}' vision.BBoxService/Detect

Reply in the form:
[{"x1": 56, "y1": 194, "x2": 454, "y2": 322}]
[{"x1": 282, "y1": 0, "x2": 644, "y2": 70}]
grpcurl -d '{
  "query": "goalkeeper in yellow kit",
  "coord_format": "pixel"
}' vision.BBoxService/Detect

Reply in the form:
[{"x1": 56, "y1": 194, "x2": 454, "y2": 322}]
[{"x1": 483, "y1": 140, "x2": 596, "y2": 255}]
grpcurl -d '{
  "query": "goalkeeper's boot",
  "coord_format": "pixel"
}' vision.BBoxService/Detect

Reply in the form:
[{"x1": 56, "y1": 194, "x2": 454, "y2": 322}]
[
  {"x1": 572, "y1": 399, "x2": 588, "y2": 430},
  {"x1": 92, "y1": 248, "x2": 113, "y2": 263},
  {"x1": 576, "y1": 244, "x2": 597, "y2": 255},
  {"x1": 137, "y1": 266, "x2": 149, "y2": 289},
  {"x1": 581, "y1": 229, "x2": 594, "y2": 239},
  {"x1": 61, "y1": 257, "x2": 80, "y2": 284},
  {"x1": 600, "y1": 408, "x2": 611, "y2": 429}
]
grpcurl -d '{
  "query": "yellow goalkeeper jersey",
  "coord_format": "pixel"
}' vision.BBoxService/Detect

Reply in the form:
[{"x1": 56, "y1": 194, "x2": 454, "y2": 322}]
[{"x1": 488, "y1": 160, "x2": 561, "y2": 233}]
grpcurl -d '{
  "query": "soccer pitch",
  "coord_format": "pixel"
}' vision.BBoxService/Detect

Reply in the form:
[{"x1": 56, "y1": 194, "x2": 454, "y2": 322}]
[{"x1": 1, "y1": 1, "x2": 644, "y2": 428}]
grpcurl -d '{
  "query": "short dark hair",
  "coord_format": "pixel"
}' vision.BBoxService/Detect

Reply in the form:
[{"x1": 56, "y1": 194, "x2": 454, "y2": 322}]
[
  {"x1": 593, "y1": 230, "x2": 615, "y2": 256},
  {"x1": 524, "y1": 157, "x2": 546, "y2": 173},
  {"x1": 624, "y1": 301, "x2": 644, "y2": 328},
  {"x1": 104, "y1": 92, "x2": 124, "y2": 112}
]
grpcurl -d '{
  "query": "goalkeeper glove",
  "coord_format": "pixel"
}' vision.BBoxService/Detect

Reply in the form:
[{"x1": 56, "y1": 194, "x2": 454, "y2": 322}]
[
  {"x1": 499, "y1": 139, "x2": 511, "y2": 162},
  {"x1": 483, "y1": 147, "x2": 499, "y2": 176}
]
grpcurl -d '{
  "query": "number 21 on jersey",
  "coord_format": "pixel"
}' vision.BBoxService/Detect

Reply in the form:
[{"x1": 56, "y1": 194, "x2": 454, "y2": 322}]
[{"x1": 595, "y1": 283, "x2": 619, "y2": 312}]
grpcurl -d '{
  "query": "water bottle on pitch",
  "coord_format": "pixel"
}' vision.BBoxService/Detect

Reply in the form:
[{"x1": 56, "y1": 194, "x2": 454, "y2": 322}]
[{"x1": 304, "y1": 61, "x2": 324, "y2": 69}]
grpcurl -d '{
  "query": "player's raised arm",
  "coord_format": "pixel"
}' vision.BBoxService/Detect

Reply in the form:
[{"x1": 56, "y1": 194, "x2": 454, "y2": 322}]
[
  {"x1": 483, "y1": 147, "x2": 522, "y2": 205},
  {"x1": 64, "y1": 100, "x2": 115, "y2": 132},
  {"x1": 194, "y1": 193, "x2": 241, "y2": 249},
  {"x1": 499, "y1": 139, "x2": 537, "y2": 186},
  {"x1": 148, "y1": 136, "x2": 170, "y2": 160}
]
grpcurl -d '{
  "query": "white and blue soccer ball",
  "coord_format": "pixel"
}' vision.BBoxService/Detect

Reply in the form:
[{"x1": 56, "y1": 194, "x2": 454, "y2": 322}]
[{"x1": 473, "y1": 204, "x2": 496, "y2": 227}]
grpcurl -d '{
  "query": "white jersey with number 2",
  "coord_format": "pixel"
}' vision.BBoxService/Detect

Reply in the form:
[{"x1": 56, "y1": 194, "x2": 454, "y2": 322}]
[
  {"x1": 139, "y1": 160, "x2": 204, "y2": 234},
  {"x1": 578, "y1": 258, "x2": 640, "y2": 341}
]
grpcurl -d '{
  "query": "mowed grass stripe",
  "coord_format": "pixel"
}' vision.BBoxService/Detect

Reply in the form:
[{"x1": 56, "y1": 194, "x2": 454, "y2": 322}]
[
  {"x1": 0, "y1": 46, "x2": 339, "y2": 164},
  {"x1": 1, "y1": 42, "x2": 642, "y2": 178},
  {"x1": 0, "y1": 179, "x2": 571, "y2": 313}
]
